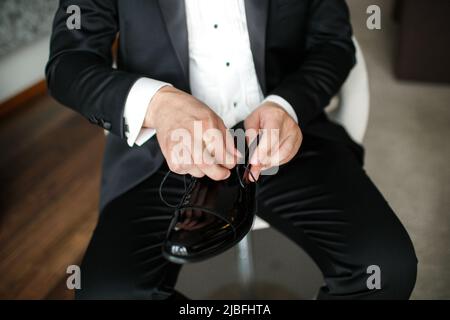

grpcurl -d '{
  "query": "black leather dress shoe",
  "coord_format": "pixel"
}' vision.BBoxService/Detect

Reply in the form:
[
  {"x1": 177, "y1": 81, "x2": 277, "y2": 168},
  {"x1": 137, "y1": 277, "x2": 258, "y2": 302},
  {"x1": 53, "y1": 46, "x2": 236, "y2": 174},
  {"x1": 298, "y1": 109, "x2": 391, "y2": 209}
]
[{"x1": 162, "y1": 159, "x2": 256, "y2": 264}]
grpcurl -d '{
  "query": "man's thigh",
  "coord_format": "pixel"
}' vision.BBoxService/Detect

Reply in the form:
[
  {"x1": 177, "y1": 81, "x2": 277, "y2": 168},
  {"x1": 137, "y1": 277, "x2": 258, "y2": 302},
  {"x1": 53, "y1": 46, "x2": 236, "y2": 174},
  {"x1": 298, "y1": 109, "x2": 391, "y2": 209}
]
[
  {"x1": 77, "y1": 166, "x2": 184, "y2": 300},
  {"x1": 256, "y1": 135, "x2": 417, "y2": 299}
]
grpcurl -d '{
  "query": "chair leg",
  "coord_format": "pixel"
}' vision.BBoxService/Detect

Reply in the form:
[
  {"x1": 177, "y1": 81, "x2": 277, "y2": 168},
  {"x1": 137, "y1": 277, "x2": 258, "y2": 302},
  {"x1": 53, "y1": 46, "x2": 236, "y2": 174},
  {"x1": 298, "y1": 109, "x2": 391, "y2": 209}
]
[{"x1": 236, "y1": 232, "x2": 255, "y2": 297}]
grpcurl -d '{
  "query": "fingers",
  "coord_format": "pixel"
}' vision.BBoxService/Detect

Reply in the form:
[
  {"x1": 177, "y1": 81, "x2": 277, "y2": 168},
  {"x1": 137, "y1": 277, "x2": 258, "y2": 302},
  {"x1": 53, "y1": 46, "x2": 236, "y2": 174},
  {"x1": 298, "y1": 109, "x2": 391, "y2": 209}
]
[
  {"x1": 244, "y1": 112, "x2": 263, "y2": 182},
  {"x1": 166, "y1": 125, "x2": 298, "y2": 181},
  {"x1": 249, "y1": 116, "x2": 281, "y2": 171},
  {"x1": 277, "y1": 134, "x2": 300, "y2": 166},
  {"x1": 187, "y1": 160, "x2": 205, "y2": 178},
  {"x1": 166, "y1": 124, "x2": 233, "y2": 180},
  {"x1": 245, "y1": 112, "x2": 264, "y2": 182},
  {"x1": 193, "y1": 117, "x2": 237, "y2": 175},
  {"x1": 249, "y1": 164, "x2": 262, "y2": 182},
  {"x1": 155, "y1": 92, "x2": 240, "y2": 180},
  {"x1": 244, "y1": 111, "x2": 260, "y2": 146},
  {"x1": 175, "y1": 153, "x2": 230, "y2": 181},
  {"x1": 198, "y1": 151, "x2": 231, "y2": 181},
  {"x1": 203, "y1": 126, "x2": 237, "y2": 170},
  {"x1": 217, "y1": 119, "x2": 241, "y2": 163},
  {"x1": 249, "y1": 127, "x2": 280, "y2": 167},
  {"x1": 246, "y1": 116, "x2": 302, "y2": 181},
  {"x1": 194, "y1": 131, "x2": 231, "y2": 180}
]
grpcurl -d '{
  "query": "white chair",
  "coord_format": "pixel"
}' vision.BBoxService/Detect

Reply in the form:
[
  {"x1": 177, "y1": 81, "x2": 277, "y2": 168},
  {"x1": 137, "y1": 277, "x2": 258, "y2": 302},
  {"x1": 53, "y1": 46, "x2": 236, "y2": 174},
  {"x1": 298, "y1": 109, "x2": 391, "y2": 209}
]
[{"x1": 236, "y1": 38, "x2": 370, "y2": 293}]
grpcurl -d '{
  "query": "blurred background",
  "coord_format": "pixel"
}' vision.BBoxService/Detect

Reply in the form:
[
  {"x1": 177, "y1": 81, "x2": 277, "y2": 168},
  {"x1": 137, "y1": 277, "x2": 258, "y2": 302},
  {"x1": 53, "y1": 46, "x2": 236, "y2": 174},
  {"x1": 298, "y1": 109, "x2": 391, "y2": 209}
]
[{"x1": 0, "y1": 0, "x2": 449, "y2": 299}]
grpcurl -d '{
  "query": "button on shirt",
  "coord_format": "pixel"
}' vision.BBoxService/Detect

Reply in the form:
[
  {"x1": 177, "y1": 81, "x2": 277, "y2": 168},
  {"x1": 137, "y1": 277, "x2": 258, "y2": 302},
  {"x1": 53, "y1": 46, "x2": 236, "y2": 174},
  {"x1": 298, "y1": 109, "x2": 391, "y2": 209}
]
[{"x1": 124, "y1": 0, "x2": 298, "y2": 147}]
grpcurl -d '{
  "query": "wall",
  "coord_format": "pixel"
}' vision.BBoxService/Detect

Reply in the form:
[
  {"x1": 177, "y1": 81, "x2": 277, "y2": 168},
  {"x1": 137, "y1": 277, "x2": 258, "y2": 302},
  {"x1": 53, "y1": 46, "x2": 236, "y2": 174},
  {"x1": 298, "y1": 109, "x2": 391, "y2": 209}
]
[{"x1": 0, "y1": 0, "x2": 57, "y2": 103}]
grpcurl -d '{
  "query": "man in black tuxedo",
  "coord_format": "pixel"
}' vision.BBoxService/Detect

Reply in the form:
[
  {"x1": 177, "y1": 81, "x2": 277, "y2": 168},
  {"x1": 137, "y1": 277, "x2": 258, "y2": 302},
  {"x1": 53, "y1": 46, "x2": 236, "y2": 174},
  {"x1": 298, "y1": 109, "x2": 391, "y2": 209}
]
[{"x1": 46, "y1": 0, "x2": 417, "y2": 299}]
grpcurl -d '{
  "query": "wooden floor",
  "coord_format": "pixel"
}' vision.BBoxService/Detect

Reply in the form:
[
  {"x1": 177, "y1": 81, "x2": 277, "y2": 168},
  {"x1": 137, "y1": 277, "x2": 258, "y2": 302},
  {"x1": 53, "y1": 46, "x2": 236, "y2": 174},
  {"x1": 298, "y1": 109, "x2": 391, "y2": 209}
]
[{"x1": 0, "y1": 95, "x2": 105, "y2": 299}]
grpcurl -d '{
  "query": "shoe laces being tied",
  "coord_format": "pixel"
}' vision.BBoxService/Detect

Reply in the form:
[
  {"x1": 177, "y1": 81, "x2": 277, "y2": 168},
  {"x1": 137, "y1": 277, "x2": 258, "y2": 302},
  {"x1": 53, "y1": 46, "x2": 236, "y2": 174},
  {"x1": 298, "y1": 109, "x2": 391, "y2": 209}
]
[
  {"x1": 158, "y1": 162, "x2": 256, "y2": 209},
  {"x1": 159, "y1": 133, "x2": 259, "y2": 209},
  {"x1": 158, "y1": 162, "x2": 256, "y2": 238}
]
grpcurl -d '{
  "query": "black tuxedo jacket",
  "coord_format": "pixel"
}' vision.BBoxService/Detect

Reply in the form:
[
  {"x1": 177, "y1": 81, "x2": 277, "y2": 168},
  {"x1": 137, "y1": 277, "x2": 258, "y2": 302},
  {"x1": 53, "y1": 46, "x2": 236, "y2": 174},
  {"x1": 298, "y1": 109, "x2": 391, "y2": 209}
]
[{"x1": 46, "y1": 0, "x2": 359, "y2": 210}]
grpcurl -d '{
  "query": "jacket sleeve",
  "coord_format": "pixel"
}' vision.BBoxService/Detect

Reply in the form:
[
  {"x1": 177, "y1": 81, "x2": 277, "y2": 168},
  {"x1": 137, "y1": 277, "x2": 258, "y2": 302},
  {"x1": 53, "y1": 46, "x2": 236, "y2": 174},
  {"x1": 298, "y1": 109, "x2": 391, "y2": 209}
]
[
  {"x1": 270, "y1": 0, "x2": 356, "y2": 128},
  {"x1": 46, "y1": 0, "x2": 140, "y2": 137}
]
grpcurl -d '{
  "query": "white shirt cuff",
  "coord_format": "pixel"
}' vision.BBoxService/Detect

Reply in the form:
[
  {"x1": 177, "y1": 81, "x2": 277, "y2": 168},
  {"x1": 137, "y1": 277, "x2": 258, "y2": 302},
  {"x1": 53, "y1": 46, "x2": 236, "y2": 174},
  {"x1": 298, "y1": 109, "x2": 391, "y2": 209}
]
[
  {"x1": 263, "y1": 95, "x2": 298, "y2": 124},
  {"x1": 123, "y1": 78, "x2": 171, "y2": 147}
]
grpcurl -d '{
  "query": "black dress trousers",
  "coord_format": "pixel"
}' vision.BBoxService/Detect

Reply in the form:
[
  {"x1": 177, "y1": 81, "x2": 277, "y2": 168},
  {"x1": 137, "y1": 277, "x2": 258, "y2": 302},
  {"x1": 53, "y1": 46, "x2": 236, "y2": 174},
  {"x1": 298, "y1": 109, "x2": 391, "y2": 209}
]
[{"x1": 76, "y1": 134, "x2": 417, "y2": 300}]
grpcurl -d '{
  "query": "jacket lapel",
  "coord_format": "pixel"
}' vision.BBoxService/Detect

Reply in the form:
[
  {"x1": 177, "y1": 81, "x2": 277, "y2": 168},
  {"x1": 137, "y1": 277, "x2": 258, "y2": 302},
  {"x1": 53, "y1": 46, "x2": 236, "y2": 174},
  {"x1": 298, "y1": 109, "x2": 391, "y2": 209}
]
[
  {"x1": 245, "y1": 0, "x2": 270, "y2": 94},
  {"x1": 158, "y1": 0, "x2": 190, "y2": 86}
]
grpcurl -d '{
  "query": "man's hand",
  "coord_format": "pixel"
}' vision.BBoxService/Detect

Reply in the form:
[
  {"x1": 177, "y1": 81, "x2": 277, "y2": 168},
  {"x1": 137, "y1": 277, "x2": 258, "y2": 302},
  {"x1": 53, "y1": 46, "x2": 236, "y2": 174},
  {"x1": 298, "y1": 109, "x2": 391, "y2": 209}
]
[
  {"x1": 145, "y1": 86, "x2": 238, "y2": 180},
  {"x1": 244, "y1": 101, "x2": 302, "y2": 181}
]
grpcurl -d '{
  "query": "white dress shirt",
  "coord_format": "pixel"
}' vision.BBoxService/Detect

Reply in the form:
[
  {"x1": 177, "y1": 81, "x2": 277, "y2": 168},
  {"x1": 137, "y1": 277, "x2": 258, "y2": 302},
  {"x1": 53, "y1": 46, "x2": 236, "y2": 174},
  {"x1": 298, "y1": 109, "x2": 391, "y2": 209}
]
[{"x1": 124, "y1": 0, "x2": 298, "y2": 147}]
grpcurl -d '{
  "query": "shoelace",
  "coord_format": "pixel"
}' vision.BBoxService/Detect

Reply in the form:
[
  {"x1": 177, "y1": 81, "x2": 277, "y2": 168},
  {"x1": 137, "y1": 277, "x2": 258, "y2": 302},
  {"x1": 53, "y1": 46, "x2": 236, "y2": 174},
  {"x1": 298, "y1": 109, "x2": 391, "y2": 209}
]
[
  {"x1": 159, "y1": 163, "x2": 256, "y2": 209},
  {"x1": 160, "y1": 134, "x2": 259, "y2": 209},
  {"x1": 160, "y1": 164, "x2": 256, "y2": 240}
]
